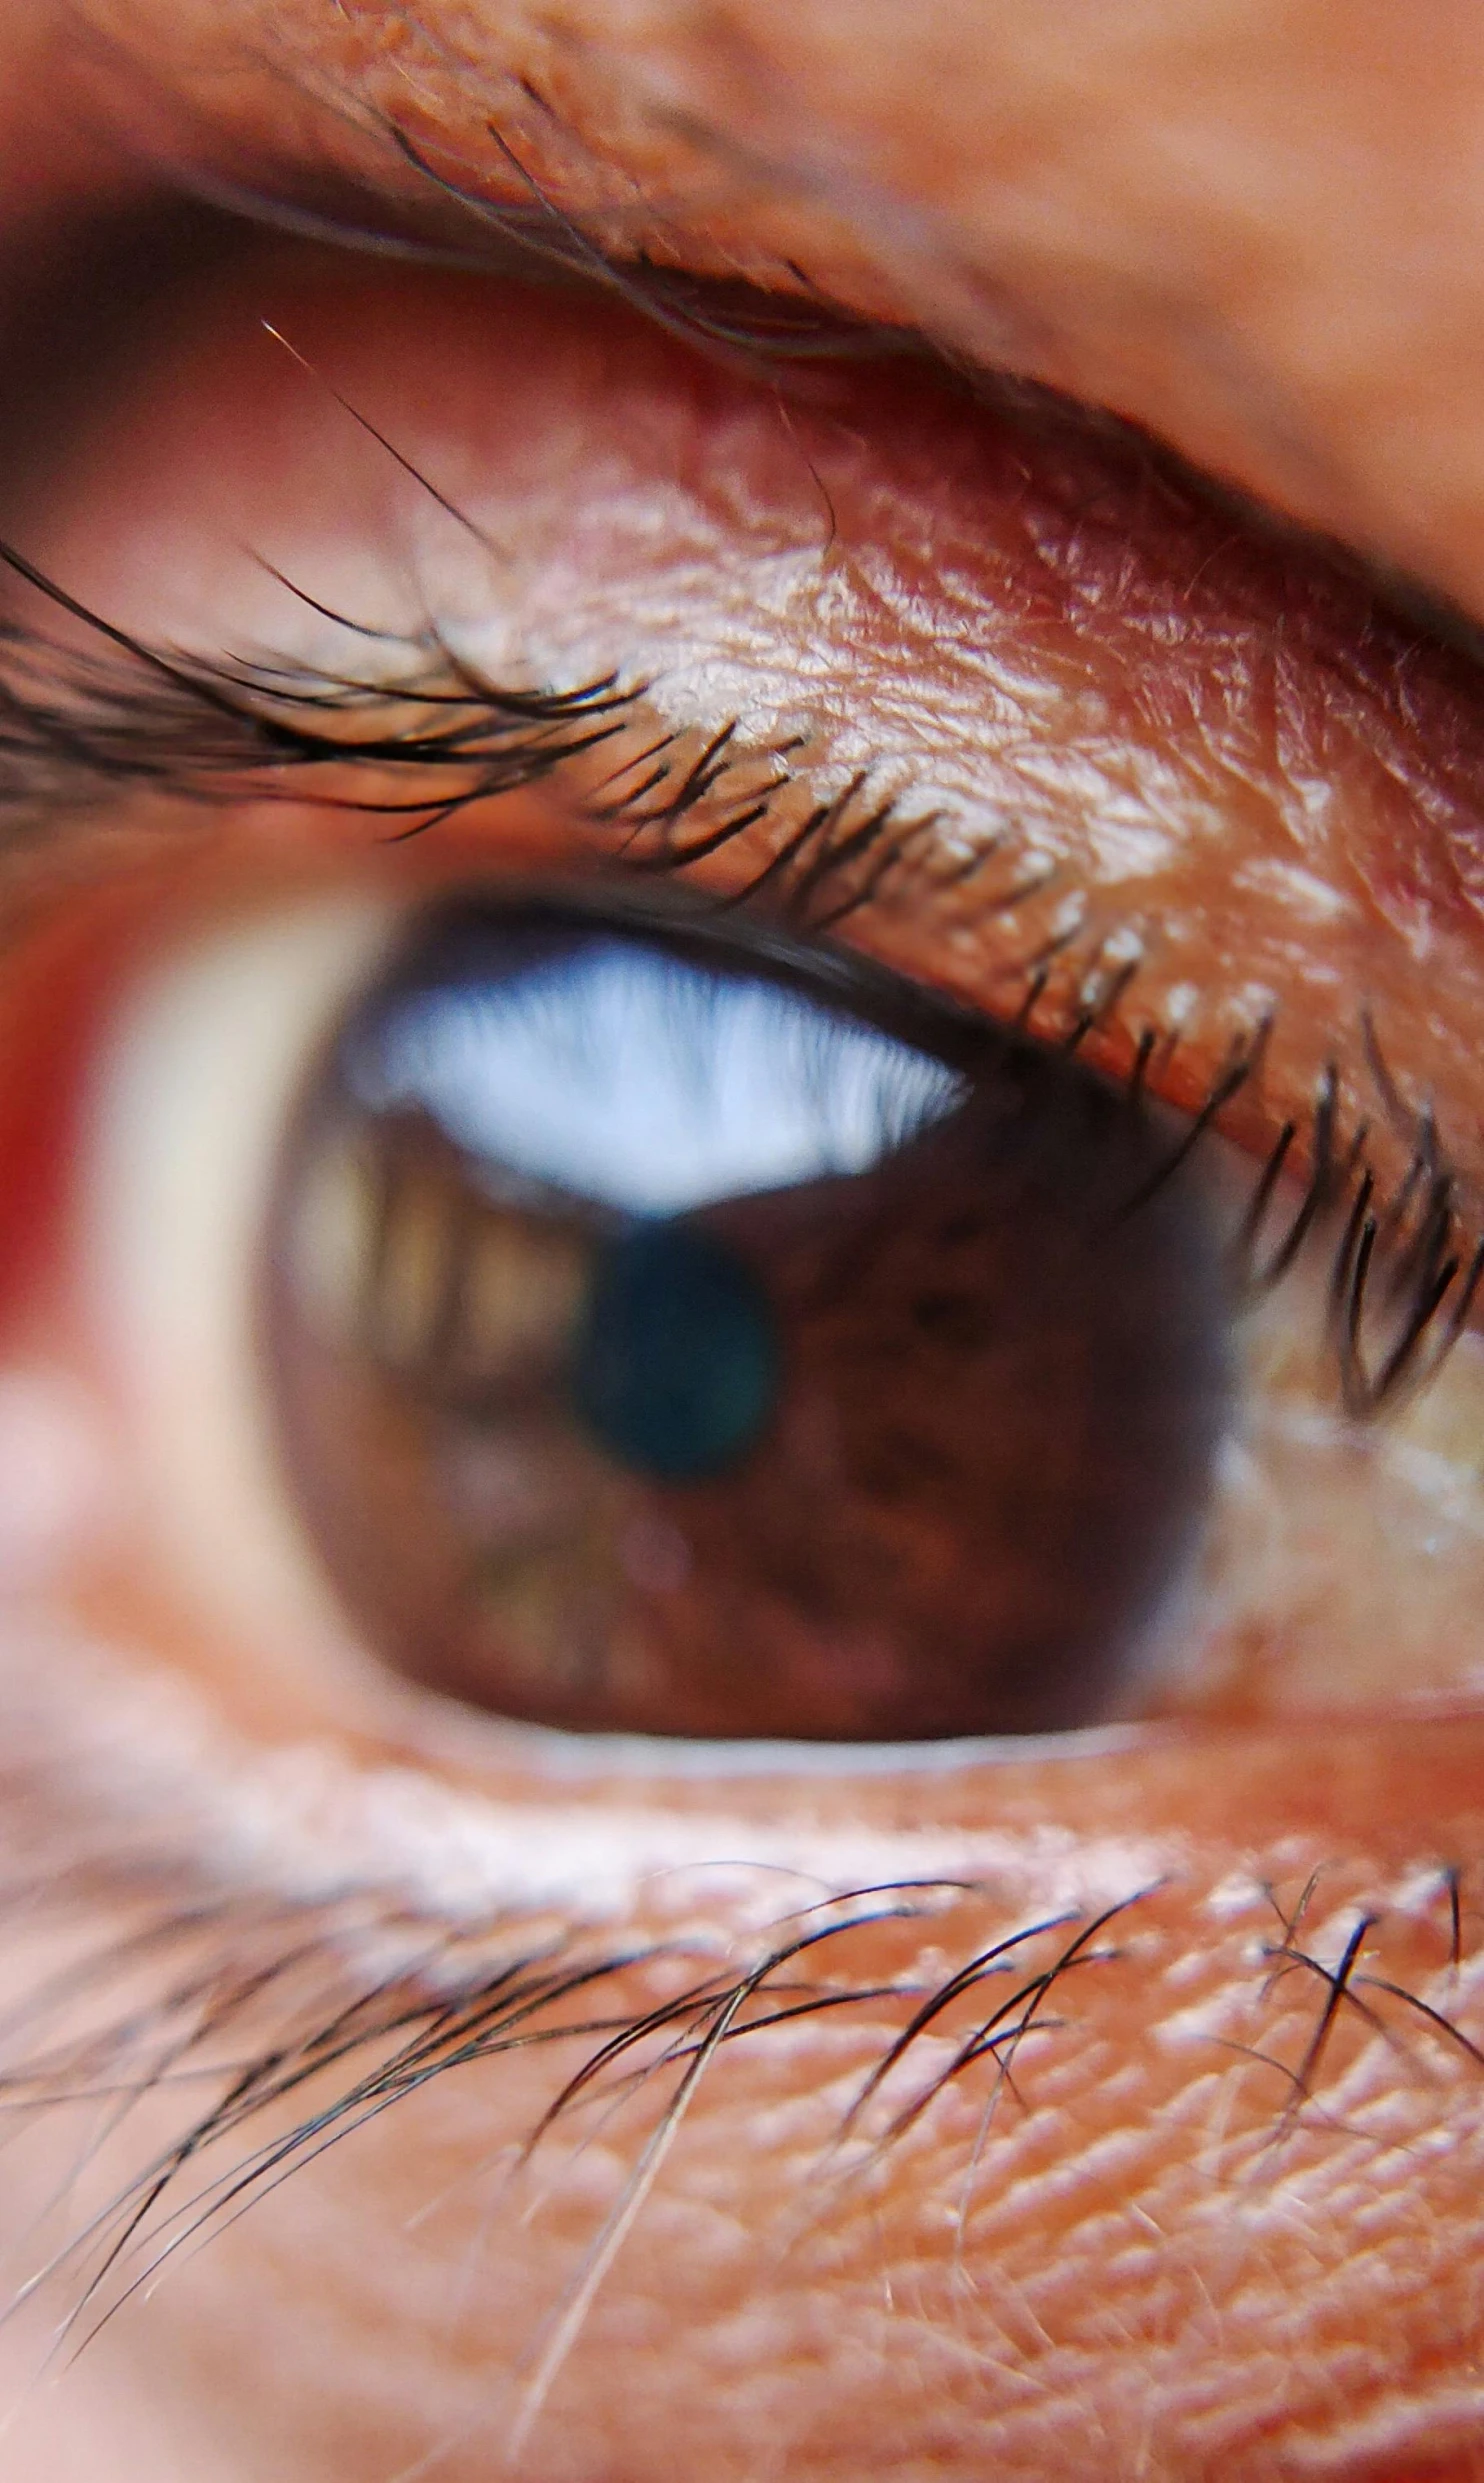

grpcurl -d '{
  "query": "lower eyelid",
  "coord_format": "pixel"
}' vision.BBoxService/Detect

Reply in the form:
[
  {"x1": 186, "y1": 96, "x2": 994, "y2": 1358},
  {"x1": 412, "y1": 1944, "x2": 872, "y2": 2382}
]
[{"x1": 6, "y1": 1638, "x2": 1483, "y2": 2482}]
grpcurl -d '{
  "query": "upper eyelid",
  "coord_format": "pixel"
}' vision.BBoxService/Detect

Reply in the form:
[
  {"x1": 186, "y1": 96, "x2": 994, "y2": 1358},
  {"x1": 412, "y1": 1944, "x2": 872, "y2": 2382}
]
[
  {"x1": 148, "y1": 129, "x2": 1484, "y2": 687},
  {"x1": 11, "y1": 243, "x2": 1484, "y2": 1287},
  {"x1": 58, "y1": 0, "x2": 1484, "y2": 685},
  {"x1": 8, "y1": 116, "x2": 1484, "y2": 687},
  {"x1": 2, "y1": 539, "x2": 1478, "y2": 1414},
  {"x1": 0, "y1": 10, "x2": 1465, "y2": 667}
]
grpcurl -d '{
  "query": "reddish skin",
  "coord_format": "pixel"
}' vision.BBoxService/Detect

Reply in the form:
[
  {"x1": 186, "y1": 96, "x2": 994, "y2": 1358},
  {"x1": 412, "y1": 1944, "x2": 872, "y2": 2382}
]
[
  {"x1": 0, "y1": 905, "x2": 115, "y2": 1327},
  {"x1": 0, "y1": 4, "x2": 1483, "y2": 2479}
]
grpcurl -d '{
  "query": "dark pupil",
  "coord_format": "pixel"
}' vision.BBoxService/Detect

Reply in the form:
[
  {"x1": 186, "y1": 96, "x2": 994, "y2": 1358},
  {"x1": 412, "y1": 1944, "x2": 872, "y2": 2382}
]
[
  {"x1": 266, "y1": 900, "x2": 1229, "y2": 1741},
  {"x1": 574, "y1": 1226, "x2": 778, "y2": 1482}
]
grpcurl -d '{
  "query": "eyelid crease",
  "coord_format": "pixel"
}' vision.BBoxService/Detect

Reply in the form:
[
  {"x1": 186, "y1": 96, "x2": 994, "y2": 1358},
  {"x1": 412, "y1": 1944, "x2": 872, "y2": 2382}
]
[
  {"x1": 76, "y1": 46, "x2": 1484, "y2": 716},
  {"x1": 19, "y1": 235, "x2": 1484, "y2": 1220},
  {"x1": 81, "y1": 33, "x2": 1484, "y2": 700}
]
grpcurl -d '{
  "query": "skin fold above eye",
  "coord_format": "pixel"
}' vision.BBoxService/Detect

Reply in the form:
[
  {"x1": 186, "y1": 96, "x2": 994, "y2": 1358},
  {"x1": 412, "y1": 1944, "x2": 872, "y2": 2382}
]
[
  {"x1": 46, "y1": 0, "x2": 1484, "y2": 620},
  {"x1": 4, "y1": 9, "x2": 1484, "y2": 2481},
  {"x1": 12, "y1": 252, "x2": 1484, "y2": 1201}
]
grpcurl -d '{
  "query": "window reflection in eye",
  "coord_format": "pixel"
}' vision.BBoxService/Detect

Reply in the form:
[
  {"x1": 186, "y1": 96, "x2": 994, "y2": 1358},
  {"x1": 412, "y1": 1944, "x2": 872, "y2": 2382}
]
[{"x1": 3, "y1": 168, "x2": 1484, "y2": 2483}]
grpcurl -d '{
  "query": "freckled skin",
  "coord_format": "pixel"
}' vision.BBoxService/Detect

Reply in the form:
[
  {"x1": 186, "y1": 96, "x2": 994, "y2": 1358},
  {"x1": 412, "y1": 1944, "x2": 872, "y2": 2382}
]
[{"x1": 1, "y1": 4, "x2": 1484, "y2": 2479}]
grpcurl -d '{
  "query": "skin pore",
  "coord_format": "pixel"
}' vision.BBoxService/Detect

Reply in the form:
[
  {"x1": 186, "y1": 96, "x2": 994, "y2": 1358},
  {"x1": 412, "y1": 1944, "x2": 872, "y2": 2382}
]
[{"x1": 2, "y1": 4, "x2": 1484, "y2": 2479}]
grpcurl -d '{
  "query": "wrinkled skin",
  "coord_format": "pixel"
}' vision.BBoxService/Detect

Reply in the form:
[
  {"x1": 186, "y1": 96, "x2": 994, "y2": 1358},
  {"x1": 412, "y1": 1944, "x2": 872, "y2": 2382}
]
[{"x1": 1, "y1": 6, "x2": 1484, "y2": 2480}]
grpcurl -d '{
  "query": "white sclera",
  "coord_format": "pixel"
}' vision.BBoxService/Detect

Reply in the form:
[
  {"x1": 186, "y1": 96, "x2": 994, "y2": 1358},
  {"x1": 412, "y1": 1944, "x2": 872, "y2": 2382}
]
[{"x1": 78, "y1": 893, "x2": 398, "y2": 1684}]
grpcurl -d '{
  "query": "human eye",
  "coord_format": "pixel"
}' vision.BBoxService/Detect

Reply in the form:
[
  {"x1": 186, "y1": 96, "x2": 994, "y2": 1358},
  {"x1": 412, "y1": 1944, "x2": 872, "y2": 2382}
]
[
  {"x1": 2, "y1": 12, "x2": 1484, "y2": 2480},
  {"x1": 8, "y1": 246, "x2": 1484, "y2": 1742}
]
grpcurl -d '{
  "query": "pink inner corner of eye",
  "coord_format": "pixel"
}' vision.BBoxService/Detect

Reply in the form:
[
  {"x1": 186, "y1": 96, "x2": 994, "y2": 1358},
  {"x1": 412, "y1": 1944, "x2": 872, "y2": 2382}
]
[{"x1": 0, "y1": 1364, "x2": 115, "y2": 1589}]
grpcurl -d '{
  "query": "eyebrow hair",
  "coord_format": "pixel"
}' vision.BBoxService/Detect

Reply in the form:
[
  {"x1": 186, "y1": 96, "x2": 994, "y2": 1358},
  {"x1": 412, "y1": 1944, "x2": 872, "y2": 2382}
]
[{"x1": 73, "y1": 0, "x2": 926, "y2": 368}]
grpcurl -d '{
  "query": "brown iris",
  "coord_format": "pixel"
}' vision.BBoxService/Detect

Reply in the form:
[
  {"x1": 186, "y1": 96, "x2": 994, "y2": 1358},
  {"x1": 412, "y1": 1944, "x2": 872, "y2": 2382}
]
[{"x1": 263, "y1": 894, "x2": 1230, "y2": 1739}]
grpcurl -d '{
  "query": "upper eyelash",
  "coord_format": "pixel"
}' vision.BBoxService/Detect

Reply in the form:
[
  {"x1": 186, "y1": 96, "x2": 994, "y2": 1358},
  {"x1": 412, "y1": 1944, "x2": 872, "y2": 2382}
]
[
  {"x1": 0, "y1": 539, "x2": 1479, "y2": 1415},
  {"x1": 0, "y1": 539, "x2": 940, "y2": 930},
  {"x1": 1229, "y1": 1052, "x2": 1484, "y2": 1414}
]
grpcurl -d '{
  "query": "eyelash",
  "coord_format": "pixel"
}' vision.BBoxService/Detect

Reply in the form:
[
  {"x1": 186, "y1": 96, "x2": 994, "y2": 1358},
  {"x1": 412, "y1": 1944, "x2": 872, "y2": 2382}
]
[
  {"x1": 1, "y1": 535, "x2": 1479, "y2": 1421},
  {"x1": 5, "y1": 1833, "x2": 1479, "y2": 2411}
]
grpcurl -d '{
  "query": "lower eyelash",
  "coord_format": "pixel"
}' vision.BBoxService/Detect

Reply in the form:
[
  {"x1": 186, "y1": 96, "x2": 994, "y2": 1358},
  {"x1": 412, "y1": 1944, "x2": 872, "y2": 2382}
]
[
  {"x1": 2, "y1": 1835, "x2": 1478, "y2": 2419},
  {"x1": 0, "y1": 1858, "x2": 1130, "y2": 2344},
  {"x1": 0, "y1": 540, "x2": 1478, "y2": 1415}
]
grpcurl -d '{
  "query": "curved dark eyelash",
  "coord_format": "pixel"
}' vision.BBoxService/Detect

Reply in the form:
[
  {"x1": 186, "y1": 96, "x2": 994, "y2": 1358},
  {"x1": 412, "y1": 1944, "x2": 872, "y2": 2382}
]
[
  {"x1": 1217, "y1": 1042, "x2": 1484, "y2": 1415},
  {"x1": 1, "y1": 1853, "x2": 1479, "y2": 2402},
  {"x1": 0, "y1": 540, "x2": 1475, "y2": 1415}
]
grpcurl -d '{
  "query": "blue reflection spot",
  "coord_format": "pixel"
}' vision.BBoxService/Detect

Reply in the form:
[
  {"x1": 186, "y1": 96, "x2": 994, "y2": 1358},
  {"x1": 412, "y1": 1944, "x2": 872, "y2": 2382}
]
[{"x1": 573, "y1": 1225, "x2": 778, "y2": 1482}]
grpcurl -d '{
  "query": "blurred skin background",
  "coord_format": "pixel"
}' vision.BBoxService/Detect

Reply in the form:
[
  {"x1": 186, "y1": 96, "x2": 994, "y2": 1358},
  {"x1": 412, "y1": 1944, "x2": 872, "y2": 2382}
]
[{"x1": 1, "y1": 4, "x2": 1484, "y2": 2477}]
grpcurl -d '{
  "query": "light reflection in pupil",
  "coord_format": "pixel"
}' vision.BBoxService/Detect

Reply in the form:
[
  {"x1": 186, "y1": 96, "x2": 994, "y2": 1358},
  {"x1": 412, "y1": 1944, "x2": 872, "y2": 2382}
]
[{"x1": 573, "y1": 1224, "x2": 779, "y2": 1482}]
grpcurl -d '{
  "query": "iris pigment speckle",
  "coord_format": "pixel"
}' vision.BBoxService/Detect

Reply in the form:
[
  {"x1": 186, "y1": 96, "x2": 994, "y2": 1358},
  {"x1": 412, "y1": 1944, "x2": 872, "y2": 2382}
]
[{"x1": 265, "y1": 893, "x2": 1230, "y2": 1739}]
